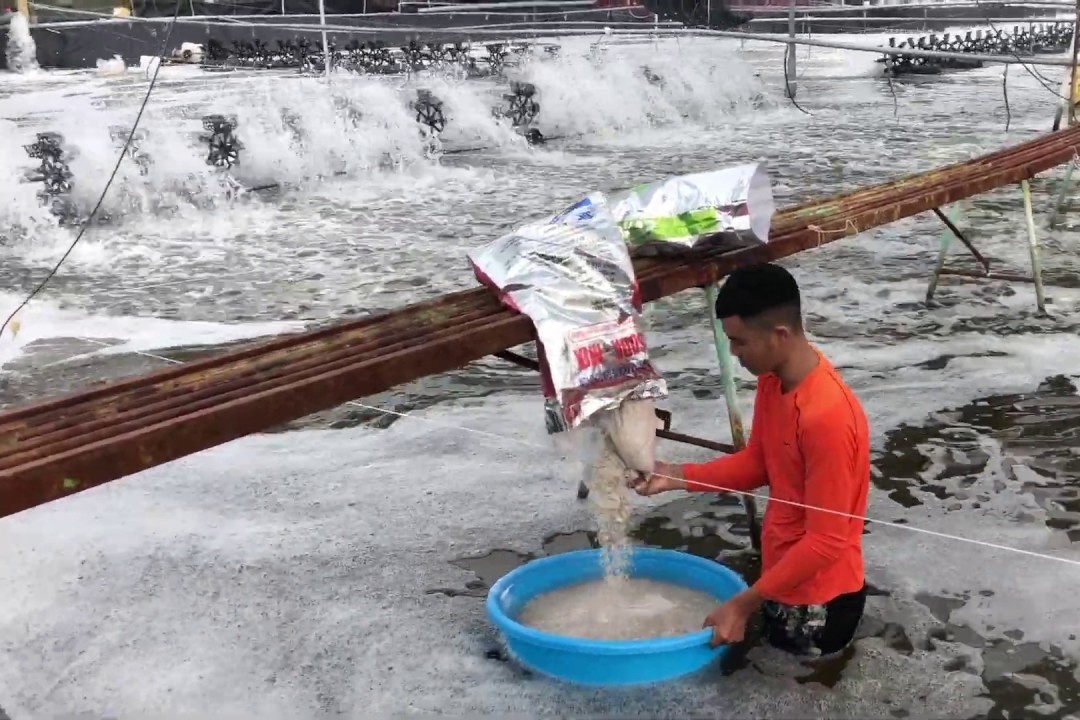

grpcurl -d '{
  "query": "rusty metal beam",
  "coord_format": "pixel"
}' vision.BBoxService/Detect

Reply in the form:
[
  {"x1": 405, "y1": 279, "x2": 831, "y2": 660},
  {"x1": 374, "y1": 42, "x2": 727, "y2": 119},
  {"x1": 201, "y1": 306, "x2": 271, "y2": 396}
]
[{"x1": 2, "y1": 126, "x2": 1080, "y2": 520}]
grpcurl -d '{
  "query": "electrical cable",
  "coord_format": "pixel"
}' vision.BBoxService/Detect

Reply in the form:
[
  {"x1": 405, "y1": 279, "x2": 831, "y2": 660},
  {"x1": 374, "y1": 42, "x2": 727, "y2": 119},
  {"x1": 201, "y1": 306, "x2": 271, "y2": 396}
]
[{"x1": 0, "y1": 0, "x2": 184, "y2": 341}]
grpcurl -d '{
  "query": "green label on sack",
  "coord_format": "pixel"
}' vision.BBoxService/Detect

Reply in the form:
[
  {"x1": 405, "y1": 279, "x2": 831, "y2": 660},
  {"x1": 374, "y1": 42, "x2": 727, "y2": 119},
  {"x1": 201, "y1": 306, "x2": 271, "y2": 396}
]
[{"x1": 619, "y1": 208, "x2": 718, "y2": 245}]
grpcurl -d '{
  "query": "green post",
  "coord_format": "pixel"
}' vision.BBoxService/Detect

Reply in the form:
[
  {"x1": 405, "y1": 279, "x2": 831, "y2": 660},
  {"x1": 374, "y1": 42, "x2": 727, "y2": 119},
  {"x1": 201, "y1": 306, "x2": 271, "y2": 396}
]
[
  {"x1": 705, "y1": 284, "x2": 762, "y2": 553},
  {"x1": 926, "y1": 203, "x2": 963, "y2": 303},
  {"x1": 1048, "y1": 162, "x2": 1075, "y2": 229},
  {"x1": 1021, "y1": 180, "x2": 1048, "y2": 315}
]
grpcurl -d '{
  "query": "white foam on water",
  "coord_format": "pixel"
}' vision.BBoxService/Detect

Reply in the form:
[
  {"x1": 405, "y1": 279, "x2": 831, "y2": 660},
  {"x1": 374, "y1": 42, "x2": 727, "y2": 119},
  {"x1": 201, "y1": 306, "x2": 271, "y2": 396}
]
[
  {"x1": 521, "y1": 37, "x2": 770, "y2": 137},
  {"x1": 0, "y1": 29, "x2": 1077, "y2": 718},
  {"x1": 0, "y1": 37, "x2": 772, "y2": 230},
  {"x1": 0, "y1": 290, "x2": 306, "y2": 370},
  {"x1": 1, "y1": 315, "x2": 1079, "y2": 716}
]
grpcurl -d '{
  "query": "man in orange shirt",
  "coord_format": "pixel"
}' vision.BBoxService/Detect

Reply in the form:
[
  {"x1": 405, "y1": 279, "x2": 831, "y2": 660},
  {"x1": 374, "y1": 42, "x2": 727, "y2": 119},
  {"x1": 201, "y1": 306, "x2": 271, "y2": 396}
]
[{"x1": 632, "y1": 262, "x2": 871, "y2": 657}]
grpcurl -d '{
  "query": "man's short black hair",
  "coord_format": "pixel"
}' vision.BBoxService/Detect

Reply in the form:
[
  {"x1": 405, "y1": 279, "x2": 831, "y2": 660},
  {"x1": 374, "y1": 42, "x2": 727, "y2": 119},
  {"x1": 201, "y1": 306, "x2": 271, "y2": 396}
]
[{"x1": 714, "y1": 262, "x2": 803, "y2": 330}]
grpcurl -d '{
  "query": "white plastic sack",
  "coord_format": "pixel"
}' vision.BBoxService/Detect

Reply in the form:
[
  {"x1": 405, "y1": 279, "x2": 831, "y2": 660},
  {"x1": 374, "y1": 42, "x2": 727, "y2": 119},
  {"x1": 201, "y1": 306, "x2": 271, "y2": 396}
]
[
  {"x1": 595, "y1": 397, "x2": 658, "y2": 475},
  {"x1": 608, "y1": 163, "x2": 775, "y2": 255},
  {"x1": 468, "y1": 193, "x2": 667, "y2": 433}
]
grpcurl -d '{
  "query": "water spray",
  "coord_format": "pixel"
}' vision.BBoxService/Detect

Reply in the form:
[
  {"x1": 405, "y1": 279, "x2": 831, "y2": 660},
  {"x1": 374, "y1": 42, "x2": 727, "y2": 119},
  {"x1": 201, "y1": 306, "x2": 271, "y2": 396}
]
[{"x1": 9, "y1": 48, "x2": 704, "y2": 229}]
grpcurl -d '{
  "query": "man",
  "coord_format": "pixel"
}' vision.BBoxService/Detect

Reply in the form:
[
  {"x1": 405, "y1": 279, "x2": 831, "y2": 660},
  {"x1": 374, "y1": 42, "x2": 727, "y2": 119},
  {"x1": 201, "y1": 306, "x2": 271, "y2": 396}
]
[{"x1": 631, "y1": 262, "x2": 871, "y2": 658}]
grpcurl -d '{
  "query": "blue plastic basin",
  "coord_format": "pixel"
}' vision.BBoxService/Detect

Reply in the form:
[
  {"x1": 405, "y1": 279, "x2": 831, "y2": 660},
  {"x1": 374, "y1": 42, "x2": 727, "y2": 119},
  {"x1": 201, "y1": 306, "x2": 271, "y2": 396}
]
[{"x1": 485, "y1": 547, "x2": 748, "y2": 687}]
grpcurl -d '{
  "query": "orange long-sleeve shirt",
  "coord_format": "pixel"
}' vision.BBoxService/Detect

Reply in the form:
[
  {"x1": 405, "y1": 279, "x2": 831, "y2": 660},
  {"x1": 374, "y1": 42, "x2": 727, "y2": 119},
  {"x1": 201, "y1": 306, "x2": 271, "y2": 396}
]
[{"x1": 681, "y1": 349, "x2": 870, "y2": 607}]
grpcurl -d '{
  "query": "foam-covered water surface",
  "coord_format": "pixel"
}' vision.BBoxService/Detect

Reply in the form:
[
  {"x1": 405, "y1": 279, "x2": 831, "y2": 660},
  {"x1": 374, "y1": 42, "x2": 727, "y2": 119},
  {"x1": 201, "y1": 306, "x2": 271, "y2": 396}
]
[
  {"x1": 1, "y1": 29, "x2": 1079, "y2": 718},
  {"x1": 1, "y1": 384, "x2": 1077, "y2": 717}
]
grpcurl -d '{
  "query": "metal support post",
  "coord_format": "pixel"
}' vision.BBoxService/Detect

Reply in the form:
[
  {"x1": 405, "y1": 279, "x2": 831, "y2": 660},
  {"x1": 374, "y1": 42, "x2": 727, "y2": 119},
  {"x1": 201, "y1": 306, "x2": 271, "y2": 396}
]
[
  {"x1": 1048, "y1": 161, "x2": 1075, "y2": 229},
  {"x1": 705, "y1": 284, "x2": 762, "y2": 553},
  {"x1": 928, "y1": 186, "x2": 1048, "y2": 315},
  {"x1": 1052, "y1": 72, "x2": 1071, "y2": 132},
  {"x1": 926, "y1": 204, "x2": 965, "y2": 303},
  {"x1": 1021, "y1": 179, "x2": 1048, "y2": 314},
  {"x1": 1070, "y1": 0, "x2": 1080, "y2": 127},
  {"x1": 318, "y1": 0, "x2": 331, "y2": 79}
]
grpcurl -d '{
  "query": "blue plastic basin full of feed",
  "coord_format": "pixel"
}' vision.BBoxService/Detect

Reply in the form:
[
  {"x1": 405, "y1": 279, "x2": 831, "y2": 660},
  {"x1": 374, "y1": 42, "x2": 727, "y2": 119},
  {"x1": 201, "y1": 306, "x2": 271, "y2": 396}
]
[{"x1": 484, "y1": 547, "x2": 749, "y2": 687}]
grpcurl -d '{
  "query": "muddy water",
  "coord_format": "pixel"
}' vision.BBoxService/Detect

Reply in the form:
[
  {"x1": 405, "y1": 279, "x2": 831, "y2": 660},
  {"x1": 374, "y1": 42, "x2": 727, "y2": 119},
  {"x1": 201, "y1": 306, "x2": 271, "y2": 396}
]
[{"x1": 442, "y1": 379, "x2": 1080, "y2": 719}]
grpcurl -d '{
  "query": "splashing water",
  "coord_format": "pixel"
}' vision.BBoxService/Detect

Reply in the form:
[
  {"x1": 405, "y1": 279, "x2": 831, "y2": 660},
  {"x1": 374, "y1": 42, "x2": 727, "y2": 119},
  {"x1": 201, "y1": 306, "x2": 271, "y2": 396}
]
[
  {"x1": 0, "y1": 37, "x2": 769, "y2": 231},
  {"x1": 5, "y1": 13, "x2": 39, "y2": 73}
]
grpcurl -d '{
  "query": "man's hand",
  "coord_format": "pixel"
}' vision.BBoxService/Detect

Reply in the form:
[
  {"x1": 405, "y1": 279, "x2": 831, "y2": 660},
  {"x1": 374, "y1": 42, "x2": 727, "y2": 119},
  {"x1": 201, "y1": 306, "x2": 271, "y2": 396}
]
[
  {"x1": 628, "y1": 460, "x2": 685, "y2": 496},
  {"x1": 702, "y1": 589, "x2": 763, "y2": 648}
]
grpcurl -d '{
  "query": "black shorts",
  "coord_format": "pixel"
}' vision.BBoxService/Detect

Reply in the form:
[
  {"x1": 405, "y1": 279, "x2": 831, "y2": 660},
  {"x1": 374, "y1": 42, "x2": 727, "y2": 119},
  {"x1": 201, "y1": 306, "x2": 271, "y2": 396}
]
[{"x1": 761, "y1": 584, "x2": 867, "y2": 657}]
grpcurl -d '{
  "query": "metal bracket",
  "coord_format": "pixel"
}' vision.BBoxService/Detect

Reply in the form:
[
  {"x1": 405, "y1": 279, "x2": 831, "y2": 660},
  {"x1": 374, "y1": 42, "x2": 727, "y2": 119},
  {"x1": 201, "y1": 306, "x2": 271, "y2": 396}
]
[
  {"x1": 926, "y1": 195, "x2": 1047, "y2": 315},
  {"x1": 931, "y1": 206, "x2": 989, "y2": 272},
  {"x1": 493, "y1": 349, "x2": 539, "y2": 371}
]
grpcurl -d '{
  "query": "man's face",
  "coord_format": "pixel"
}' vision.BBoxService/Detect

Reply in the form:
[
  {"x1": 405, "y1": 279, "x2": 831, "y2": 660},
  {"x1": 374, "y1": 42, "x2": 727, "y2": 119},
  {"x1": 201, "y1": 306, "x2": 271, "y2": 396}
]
[{"x1": 720, "y1": 315, "x2": 782, "y2": 376}]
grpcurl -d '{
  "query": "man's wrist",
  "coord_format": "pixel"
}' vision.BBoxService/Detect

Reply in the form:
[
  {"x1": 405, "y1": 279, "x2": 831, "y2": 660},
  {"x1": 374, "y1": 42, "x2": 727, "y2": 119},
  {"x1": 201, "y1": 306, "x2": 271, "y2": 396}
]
[
  {"x1": 656, "y1": 462, "x2": 686, "y2": 490},
  {"x1": 732, "y1": 587, "x2": 766, "y2": 613},
  {"x1": 671, "y1": 462, "x2": 687, "y2": 480},
  {"x1": 665, "y1": 466, "x2": 686, "y2": 490}
]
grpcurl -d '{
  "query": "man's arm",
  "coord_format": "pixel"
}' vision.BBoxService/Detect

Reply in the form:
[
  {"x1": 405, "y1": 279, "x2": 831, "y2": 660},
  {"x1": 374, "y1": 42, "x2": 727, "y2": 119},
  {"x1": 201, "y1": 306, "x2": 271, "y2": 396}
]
[
  {"x1": 679, "y1": 384, "x2": 769, "y2": 494},
  {"x1": 750, "y1": 414, "x2": 866, "y2": 601}
]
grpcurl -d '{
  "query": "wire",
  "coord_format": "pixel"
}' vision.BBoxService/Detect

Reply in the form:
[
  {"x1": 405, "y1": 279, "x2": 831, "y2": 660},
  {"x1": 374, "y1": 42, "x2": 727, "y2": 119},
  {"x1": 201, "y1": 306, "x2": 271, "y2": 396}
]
[
  {"x1": 782, "y1": 42, "x2": 812, "y2": 116},
  {"x1": 0, "y1": 0, "x2": 183, "y2": 341},
  {"x1": 57, "y1": 332, "x2": 1080, "y2": 571},
  {"x1": 346, "y1": 403, "x2": 1080, "y2": 569},
  {"x1": 971, "y1": 0, "x2": 1067, "y2": 100}
]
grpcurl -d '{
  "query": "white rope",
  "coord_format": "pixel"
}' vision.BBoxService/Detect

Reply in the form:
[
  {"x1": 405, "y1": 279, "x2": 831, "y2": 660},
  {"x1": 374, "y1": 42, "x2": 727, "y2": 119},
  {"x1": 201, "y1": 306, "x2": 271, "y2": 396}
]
[
  {"x1": 28, "y1": 15, "x2": 682, "y2": 33},
  {"x1": 336, "y1": 403, "x2": 1080, "y2": 569},
  {"x1": 692, "y1": 26, "x2": 1080, "y2": 68},
  {"x1": 27, "y1": 2, "x2": 674, "y2": 31},
  {"x1": 339, "y1": 403, "x2": 1080, "y2": 569},
  {"x1": 53, "y1": 340, "x2": 1080, "y2": 572},
  {"x1": 26, "y1": 2, "x2": 622, "y2": 19}
]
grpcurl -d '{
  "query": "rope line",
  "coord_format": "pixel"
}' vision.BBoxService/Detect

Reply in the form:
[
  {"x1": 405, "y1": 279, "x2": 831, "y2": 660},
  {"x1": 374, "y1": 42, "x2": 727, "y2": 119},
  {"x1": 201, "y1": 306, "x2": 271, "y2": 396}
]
[
  {"x1": 7, "y1": 0, "x2": 1078, "y2": 572},
  {"x1": 342, "y1": 403, "x2": 1080, "y2": 569},
  {"x1": 57, "y1": 336, "x2": 1080, "y2": 572}
]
